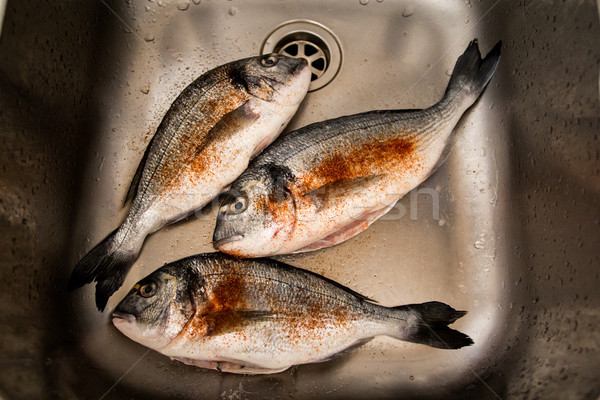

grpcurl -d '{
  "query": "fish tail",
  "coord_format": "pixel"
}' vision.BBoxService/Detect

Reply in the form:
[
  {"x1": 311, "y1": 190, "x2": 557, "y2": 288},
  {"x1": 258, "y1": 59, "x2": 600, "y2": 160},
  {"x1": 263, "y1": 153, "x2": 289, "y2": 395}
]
[
  {"x1": 68, "y1": 226, "x2": 140, "y2": 311},
  {"x1": 442, "y1": 39, "x2": 502, "y2": 109},
  {"x1": 390, "y1": 301, "x2": 473, "y2": 349}
]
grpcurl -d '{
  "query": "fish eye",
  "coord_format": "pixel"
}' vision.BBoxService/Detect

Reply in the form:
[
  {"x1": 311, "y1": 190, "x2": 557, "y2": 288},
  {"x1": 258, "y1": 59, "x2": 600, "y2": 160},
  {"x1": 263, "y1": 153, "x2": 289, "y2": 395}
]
[
  {"x1": 260, "y1": 54, "x2": 279, "y2": 67},
  {"x1": 231, "y1": 197, "x2": 247, "y2": 213},
  {"x1": 138, "y1": 282, "x2": 157, "y2": 298}
]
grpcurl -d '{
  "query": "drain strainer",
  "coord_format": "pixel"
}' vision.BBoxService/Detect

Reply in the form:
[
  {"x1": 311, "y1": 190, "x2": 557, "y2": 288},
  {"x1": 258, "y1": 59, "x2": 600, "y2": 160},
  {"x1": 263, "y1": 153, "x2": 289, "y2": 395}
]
[{"x1": 261, "y1": 20, "x2": 343, "y2": 91}]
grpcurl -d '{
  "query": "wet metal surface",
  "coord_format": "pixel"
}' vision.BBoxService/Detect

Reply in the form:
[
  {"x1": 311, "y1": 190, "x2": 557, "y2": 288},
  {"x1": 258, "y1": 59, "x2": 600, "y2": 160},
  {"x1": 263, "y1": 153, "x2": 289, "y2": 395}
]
[{"x1": 0, "y1": 1, "x2": 598, "y2": 399}]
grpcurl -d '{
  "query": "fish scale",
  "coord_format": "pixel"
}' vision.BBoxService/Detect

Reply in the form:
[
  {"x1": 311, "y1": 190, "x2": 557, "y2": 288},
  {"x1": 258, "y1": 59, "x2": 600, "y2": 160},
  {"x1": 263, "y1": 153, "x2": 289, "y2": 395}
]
[
  {"x1": 68, "y1": 54, "x2": 311, "y2": 311},
  {"x1": 113, "y1": 253, "x2": 472, "y2": 374},
  {"x1": 214, "y1": 39, "x2": 501, "y2": 257}
]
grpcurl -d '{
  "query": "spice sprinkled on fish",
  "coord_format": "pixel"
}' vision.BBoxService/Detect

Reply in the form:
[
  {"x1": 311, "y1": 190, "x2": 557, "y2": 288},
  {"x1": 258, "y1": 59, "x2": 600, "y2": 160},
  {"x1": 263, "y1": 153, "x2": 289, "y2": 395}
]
[
  {"x1": 214, "y1": 40, "x2": 501, "y2": 257},
  {"x1": 113, "y1": 253, "x2": 472, "y2": 374},
  {"x1": 69, "y1": 54, "x2": 311, "y2": 310}
]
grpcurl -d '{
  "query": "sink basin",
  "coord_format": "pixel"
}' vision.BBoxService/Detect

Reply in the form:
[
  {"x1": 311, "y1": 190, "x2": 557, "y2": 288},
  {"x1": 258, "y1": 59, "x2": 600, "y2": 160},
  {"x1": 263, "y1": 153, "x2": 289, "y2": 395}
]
[{"x1": 0, "y1": 0, "x2": 598, "y2": 399}]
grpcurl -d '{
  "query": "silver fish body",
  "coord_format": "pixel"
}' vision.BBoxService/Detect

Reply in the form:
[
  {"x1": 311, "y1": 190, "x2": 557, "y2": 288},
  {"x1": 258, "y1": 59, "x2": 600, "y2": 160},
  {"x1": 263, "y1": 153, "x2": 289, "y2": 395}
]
[
  {"x1": 213, "y1": 40, "x2": 501, "y2": 257},
  {"x1": 113, "y1": 253, "x2": 472, "y2": 374},
  {"x1": 69, "y1": 54, "x2": 311, "y2": 310}
]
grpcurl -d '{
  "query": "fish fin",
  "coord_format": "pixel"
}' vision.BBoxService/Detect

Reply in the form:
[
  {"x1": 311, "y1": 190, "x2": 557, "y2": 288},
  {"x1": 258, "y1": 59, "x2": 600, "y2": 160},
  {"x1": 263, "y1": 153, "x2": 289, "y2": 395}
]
[
  {"x1": 215, "y1": 362, "x2": 290, "y2": 375},
  {"x1": 259, "y1": 259, "x2": 378, "y2": 304},
  {"x1": 170, "y1": 358, "x2": 221, "y2": 371},
  {"x1": 172, "y1": 357, "x2": 290, "y2": 374},
  {"x1": 123, "y1": 146, "x2": 150, "y2": 206},
  {"x1": 303, "y1": 174, "x2": 386, "y2": 212},
  {"x1": 215, "y1": 360, "x2": 289, "y2": 374},
  {"x1": 316, "y1": 338, "x2": 374, "y2": 363},
  {"x1": 67, "y1": 228, "x2": 139, "y2": 311},
  {"x1": 203, "y1": 310, "x2": 276, "y2": 337},
  {"x1": 443, "y1": 39, "x2": 501, "y2": 107},
  {"x1": 393, "y1": 301, "x2": 473, "y2": 349},
  {"x1": 295, "y1": 201, "x2": 396, "y2": 253},
  {"x1": 127, "y1": 100, "x2": 258, "y2": 207},
  {"x1": 192, "y1": 101, "x2": 260, "y2": 158}
]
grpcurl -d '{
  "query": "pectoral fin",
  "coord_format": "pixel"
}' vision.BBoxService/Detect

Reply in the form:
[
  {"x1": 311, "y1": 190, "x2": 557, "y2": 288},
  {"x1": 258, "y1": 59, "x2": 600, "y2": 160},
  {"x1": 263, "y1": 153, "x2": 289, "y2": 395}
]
[
  {"x1": 125, "y1": 101, "x2": 259, "y2": 206},
  {"x1": 295, "y1": 201, "x2": 397, "y2": 253},
  {"x1": 203, "y1": 310, "x2": 275, "y2": 337},
  {"x1": 304, "y1": 174, "x2": 386, "y2": 212},
  {"x1": 193, "y1": 101, "x2": 260, "y2": 157}
]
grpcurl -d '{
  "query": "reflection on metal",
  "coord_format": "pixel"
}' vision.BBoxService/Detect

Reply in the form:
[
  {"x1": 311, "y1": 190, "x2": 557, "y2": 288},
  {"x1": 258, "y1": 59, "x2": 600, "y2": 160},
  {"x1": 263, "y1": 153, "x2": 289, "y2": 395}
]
[
  {"x1": 261, "y1": 20, "x2": 343, "y2": 91},
  {"x1": 0, "y1": 0, "x2": 7, "y2": 38},
  {"x1": 1, "y1": 0, "x2": 599, "y2": 399}
]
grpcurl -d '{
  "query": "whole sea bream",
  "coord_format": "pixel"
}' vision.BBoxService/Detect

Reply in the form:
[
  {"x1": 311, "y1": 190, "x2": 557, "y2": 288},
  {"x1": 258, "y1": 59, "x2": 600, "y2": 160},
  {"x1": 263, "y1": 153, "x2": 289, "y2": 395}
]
[
  {"x1": 113, "y1": 253, "x2": 472, "y2": 374},
  {"x1": 69, "y1": 54, "x2": 311, "y2": 310},
  {"x1": 213, "y1": 40, "x2": 501, "y2": 257}
]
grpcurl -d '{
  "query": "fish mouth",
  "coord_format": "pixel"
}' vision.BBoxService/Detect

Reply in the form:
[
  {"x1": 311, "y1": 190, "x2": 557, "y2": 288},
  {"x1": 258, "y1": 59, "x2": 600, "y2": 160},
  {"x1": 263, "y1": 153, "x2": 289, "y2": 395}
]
[
  {"x1": 112, "y1": 311, "x2": 135, "y2": 324},
  {"x1": 213, "y1": 235, "x2": 244, "y2": 249},
  {"x1": 293, "y1": 58, "x2": 309, "y2": 75}
]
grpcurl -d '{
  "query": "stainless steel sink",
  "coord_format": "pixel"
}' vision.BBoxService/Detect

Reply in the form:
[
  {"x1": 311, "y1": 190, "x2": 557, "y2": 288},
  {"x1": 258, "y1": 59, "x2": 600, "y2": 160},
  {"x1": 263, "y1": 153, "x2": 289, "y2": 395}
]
[{"x1": 1, "y1": 1, "x2": 598, "y2": 399}]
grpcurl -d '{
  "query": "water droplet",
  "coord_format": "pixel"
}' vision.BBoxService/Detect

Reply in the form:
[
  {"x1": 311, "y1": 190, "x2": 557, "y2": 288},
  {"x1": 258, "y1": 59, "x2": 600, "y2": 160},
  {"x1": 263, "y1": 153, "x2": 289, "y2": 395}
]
[
  {"x1": 172, "y1": 52, "x2": 183, "y2": 62},
  {"x1": 157, "y1": 0, "x2": 165, "y2": 7},
  {"x1": 144, "y1": 5, "x2": 151, "y2": 11},
  {"x1": 359, "y1": 0, "x2": 370, "y2": 5},
  {"x1": 376, "y1": 0, "x2": 383, "y2": 2},
  {"x1": 402, "y1": 7, "x2": 414, "y2": 17},
  {"x1": 409, "y1": 375, "x2": 414, "y2": 380},
  {"x1": 465, "y1": 0, "x2": 471, "y2": 7},
  {"x1": 177, "y1": 1, "x2": 190, "y2": 11},
  {"x1": 144, "y1": 33, "x2": 155, "y2": 42},
  {"x1": 445, "y1": 68, "x2": 452, "y2": 76},
  {"x1": 474, "y1": 239, "x2": 485, "y2": 249},
  {"x1": 192, "y1": 0, "x2": 201, "y2": 4},
  {"x1": 228, "y1": 6, "x2": 238, "y2": 15},
  {"x1": 465, "y1": 18, "x2": 470, "y2": 24}
]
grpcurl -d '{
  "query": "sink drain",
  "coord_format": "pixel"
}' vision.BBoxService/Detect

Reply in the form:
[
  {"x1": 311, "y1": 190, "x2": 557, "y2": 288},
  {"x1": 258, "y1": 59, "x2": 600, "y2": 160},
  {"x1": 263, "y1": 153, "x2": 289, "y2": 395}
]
[{"x1": 261, "y1": 20, "x2": 343, "y2": 91}]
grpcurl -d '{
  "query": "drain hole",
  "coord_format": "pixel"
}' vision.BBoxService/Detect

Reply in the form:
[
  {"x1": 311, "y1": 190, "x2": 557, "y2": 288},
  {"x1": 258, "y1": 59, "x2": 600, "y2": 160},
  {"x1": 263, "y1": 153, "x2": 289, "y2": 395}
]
[
  {"x1": 312, "y1": 58, "x2": 325, "y2": 71},
  {"x1": 279, "y1": 39, "x2": 329, "y2": 82},
  {"x1": 261, "y1": 20, "x2": 343, "y2": 91},
  {"x1": 284, "y1": 43, "x2": 298, "y2": 56},
  {"x1": 304, "y1": 44, "x2": 318, "y2": 57}
]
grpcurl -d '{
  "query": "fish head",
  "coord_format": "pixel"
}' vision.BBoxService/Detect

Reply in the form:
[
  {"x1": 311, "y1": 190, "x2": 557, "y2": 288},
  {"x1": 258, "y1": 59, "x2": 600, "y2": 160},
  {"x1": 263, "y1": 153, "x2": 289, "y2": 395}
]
[
  {"x1": 213, "y1": 166, "x2": 297, "y2": 257},
  {"x1": 112, "y1": 265, "x2": 197, "y2": 350},
  {"x1": 235, "y1": 54, "x2": 311, "y2": 106}
]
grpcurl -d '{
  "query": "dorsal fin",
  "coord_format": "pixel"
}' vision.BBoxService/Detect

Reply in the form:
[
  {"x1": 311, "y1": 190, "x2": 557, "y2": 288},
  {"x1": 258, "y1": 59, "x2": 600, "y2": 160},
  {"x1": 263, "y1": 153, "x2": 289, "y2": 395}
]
[{"x1": 123, "y1": 144, "x2": 152, "y2": 206}]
